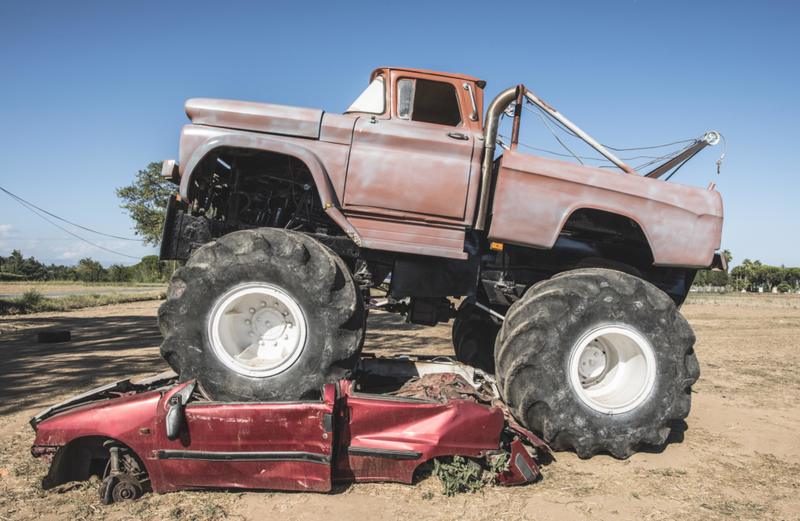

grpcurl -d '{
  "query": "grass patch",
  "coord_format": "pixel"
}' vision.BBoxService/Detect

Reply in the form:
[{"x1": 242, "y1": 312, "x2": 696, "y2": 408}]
[{"x1": 0, "y1": 289, "x2": 165, "y2": 315}]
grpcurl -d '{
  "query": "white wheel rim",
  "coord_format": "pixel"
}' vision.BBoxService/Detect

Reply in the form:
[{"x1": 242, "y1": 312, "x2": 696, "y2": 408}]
[
  {"x1": 208, "y1": 283, "x2": 307, "y2": 377},
  {"x1": 568, "y1": 325, "x2": 656, "y2": 414}
]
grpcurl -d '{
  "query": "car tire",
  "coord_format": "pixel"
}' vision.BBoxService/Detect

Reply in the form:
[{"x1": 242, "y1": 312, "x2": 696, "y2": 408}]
[
  {"x1": 158, "y1": 228, "x2": 363, "y2": 402},
  {"x1": 495, "y1": 268, "x2": 699, "y2": 459}
]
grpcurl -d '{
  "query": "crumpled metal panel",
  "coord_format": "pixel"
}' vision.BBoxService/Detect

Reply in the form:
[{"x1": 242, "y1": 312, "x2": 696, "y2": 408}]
[
  {"x1": 151, "y1": 381, "x2": 335, "y2": 492},
  {"x1": 334, "y1": 379, "x2": 504, "y2": 484}
]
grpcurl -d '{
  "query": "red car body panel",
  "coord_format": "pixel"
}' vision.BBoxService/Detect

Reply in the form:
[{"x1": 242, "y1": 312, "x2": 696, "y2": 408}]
[
  {"x1": 152, "y1": 381, "x2": 336, "y2": 492},
  {"x1": 334, "y1": 380, "x2": 504, "y2": 484},
  {"x1": 32, "y1": 378, "x2": 539, "y2": 494}
]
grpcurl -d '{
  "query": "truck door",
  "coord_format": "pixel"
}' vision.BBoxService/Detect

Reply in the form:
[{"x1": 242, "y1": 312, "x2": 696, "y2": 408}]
[
  {"x1": 156, "y1": 382, "x2": 337, "y2": 492},
  {"x1": 344, "y1": 77, "x2": 476, "y2": 222}
]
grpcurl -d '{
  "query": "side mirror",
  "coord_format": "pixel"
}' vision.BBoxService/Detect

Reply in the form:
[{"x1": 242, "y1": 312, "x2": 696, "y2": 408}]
[
  {"x1": 165, "y1": 398, "x2": 186, "y2": 441},
  {"x1": 165, "y1": 381, "x2": 196, "y2": 441}
]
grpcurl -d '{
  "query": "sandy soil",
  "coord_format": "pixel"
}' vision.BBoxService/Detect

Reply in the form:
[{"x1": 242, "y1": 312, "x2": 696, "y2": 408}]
[{"x1": 0, "y1": 294, "x2": 798, "y2": 520}]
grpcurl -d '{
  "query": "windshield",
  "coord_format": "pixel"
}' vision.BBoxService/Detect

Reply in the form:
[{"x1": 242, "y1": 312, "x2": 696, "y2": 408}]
[{"x1": 345, "y1": 76, "x2": 385, "y2": 115}]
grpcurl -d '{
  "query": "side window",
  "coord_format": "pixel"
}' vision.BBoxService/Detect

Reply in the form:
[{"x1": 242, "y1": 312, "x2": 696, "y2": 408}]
[
  {"x1": 396, "y1": 78, "x2": 462, "y2": 126},
  {"x1": 397, "y1": 79, "x2": 414, "y2": 119}
]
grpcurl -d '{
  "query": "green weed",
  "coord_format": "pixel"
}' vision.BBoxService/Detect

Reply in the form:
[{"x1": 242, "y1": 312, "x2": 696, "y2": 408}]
[{"x1": 432, "y1": 455, "x2": 502, "y2": 497}]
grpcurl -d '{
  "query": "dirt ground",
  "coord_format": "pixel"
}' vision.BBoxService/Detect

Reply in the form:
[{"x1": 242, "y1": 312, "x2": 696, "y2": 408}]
[
  {"x1": 0, "y1": 284, "x2": 165, "y2": 298},
  {"x1": 0, "y1": 294, "x2": 798, "y2": 520}
]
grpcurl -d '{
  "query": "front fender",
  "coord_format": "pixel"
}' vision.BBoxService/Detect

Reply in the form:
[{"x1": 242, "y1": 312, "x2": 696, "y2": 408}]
[
  {"x1": 33, "y1": 391, "x2": 161, "y2": 450},
  {"x1": 177, "y1": 125, "x2": 362, "y2": 245}
]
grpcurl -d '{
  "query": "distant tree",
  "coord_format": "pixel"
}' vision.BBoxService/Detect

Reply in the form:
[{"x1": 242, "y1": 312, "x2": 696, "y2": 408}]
[
  {"x1": 732, "y1": 258, "x2": 757, "y2": 291},
  {"x1": 692, "y1": 249, "x2": 732, "y2": 288},
  {"x1": 7, "y1": 250, "x2": 24, "y2": 274},
  {"x1": 777, "y1": 282, "x2": 791, "y2": 294},
  {"x1": 19, "y1": 255, "x2": 48, "y2": 280},
  {"x1": 52, "y1": 264, "x2": 79, "y2": 281},
  {"x1": 116, "y1": 161, "x2": 174, "y2": 246},
  {"x1": 723, "y1": 249, "x2": 732, "y2": 267},
  {"x1": 107, "y1": 263, "x2": 132, "y2": 282},
  {"x1": 133, "y1": 255, "x2": 166, "y2": 283},
  {"x1": 77, "y1": 258, "x2": 106, "y2": 282},
  {"x1": 729, "y1": 278, "x2": 745, "y2": 292},
  {"x1": 786, "y1": 268, "x2": 800, "y2": 289},
  {"x1": 753, "y1": 265, "x2": 782, "y2": 292}
]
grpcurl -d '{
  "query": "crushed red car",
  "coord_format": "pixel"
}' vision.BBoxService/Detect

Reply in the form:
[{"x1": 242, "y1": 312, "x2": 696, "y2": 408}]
[{"x1": 30, "y1": 357, "x2": 547, "y2": 503}]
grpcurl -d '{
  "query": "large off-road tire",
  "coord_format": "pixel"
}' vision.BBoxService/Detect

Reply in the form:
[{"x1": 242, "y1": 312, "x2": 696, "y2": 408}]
[
  {"x1": 452, "y1": 303, "x2": 500, "y2": 373},
  {"x1": 495, "y1": 268, "x2": 699, "y2": 459},
  {"x1": 157, "y1": 228, "x2": 363, "y2": 402}
]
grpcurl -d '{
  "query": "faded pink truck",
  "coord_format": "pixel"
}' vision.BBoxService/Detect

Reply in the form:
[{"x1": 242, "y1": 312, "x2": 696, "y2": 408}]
[{"x1": 158, "y1": 67, "x2": 724, "y2": 459}]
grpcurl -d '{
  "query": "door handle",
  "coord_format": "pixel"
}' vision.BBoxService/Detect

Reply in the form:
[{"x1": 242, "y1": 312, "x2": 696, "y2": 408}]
[{"x1": 447, "y1": 132, "x2": 469, "y2": 141}]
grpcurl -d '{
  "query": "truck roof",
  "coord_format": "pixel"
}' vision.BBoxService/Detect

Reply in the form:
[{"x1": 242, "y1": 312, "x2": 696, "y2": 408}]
[{"x1": 370, "y1": 67, "x2": 486, "y2": 89}]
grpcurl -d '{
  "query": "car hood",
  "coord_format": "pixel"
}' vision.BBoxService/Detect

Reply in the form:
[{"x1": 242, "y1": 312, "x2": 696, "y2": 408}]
[{"x1": 185, "y1": 98, "x2": 324, "y2": 139}]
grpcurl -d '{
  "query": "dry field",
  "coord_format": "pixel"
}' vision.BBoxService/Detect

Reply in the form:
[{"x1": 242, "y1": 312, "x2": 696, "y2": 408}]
[
  {"x1": 0, "y1": 293, "x2": 798, "y2": 520},
  {"x1": 0, "y1": 283, "x2": 162, "y2": 296}
]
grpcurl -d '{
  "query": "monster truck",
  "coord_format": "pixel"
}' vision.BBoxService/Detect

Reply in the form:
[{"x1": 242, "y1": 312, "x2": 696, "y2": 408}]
[{"x1": 158, "y1": 67, "x2": 724, "y2": 459}]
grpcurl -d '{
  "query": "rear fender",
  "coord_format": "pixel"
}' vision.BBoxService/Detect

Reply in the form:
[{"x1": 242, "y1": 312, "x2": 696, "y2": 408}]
[{"x1": 488, "y1": 151, "x2": 723, "y2": 268}]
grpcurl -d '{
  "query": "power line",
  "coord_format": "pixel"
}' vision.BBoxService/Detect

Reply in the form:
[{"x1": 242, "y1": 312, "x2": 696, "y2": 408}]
[
  {"x1": 0, "y1": 186, "x2": 138, "y2": 241},
  {"x1": 1, "y1": 188, "x2": 141, "y2": 260}
]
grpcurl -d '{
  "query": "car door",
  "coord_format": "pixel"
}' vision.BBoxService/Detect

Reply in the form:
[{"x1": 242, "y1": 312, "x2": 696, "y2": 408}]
[
  {"x1": 344, "y1": 76, "x2": 477, "y2": 222},
  {"x1": 156, "y1": 382, "x2": 336, "y2": 492}
]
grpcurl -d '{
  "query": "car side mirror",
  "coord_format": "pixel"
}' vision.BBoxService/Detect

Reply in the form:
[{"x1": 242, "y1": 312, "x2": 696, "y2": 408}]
[
  {"x1": 165, "y1": 397, "x2": 186, "y2": 441},
  {"x1": 165, "y1": 380, "x2": 196, "y2": 441}
]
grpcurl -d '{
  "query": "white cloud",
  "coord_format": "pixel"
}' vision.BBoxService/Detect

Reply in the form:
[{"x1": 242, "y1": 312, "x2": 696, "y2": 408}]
[
  {"x1": 0, "y1": 224, "x2": 19, "y2": 239},
  {"x1": 55, "y1": 243, "x2": 101, "y2": 262}
]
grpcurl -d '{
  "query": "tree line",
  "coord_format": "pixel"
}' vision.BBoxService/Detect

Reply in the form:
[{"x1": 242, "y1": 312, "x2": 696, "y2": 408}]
[
  {"x1": 693, "y1": 253, "x2": 799, "y2": 293},
  {"x1": 0, "y1": 250, "x2": 178, "y2": 283}
]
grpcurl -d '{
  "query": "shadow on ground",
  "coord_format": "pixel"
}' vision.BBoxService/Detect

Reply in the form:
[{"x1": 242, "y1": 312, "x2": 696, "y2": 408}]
[
  {"x1": 0, "y1": 309, "x2": 457, "y2": 419},
  {"x1": 363, "y1": 312, "x2": 454, "y2": 357},
  {"x1": 0, "y1": 313, "x2": 167, "y2": 417}
]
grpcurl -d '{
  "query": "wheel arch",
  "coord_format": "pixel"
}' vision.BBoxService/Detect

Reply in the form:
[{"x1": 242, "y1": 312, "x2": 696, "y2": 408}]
[
  {"x1": 178, "y1": 132, "x2": 362, "y2": 245},
  {"x1": 42, "y1": 436, "x2": 150, "y2": 490},
  {"x1": 560, "y1": 207, "x2": 655, "y2": 260}
]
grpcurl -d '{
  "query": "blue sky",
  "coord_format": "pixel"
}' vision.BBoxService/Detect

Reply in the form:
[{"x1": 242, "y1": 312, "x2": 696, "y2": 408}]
[{"x1": 1, "y1": 0, "x2": 797, "y2": 268}]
